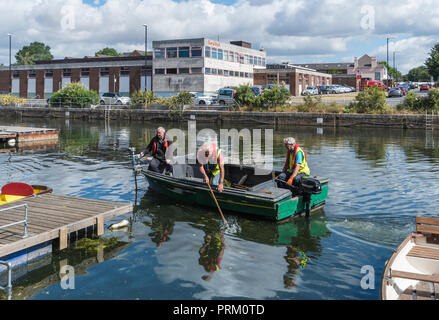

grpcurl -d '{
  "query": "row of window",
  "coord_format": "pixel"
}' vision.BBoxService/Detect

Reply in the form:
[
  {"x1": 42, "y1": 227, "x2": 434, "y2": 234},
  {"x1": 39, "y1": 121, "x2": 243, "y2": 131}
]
[
  {"x1": 154, "y1": 46, "x2": 266, "y2": 66},
  {"x1": 154, "y1": 67, "x2": 253, "y2": 78}
]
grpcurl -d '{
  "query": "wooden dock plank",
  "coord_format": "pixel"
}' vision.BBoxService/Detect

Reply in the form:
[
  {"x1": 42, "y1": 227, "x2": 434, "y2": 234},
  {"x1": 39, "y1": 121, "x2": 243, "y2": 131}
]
[{"x1": 0, "y1": 194, "x2": 132, "y2": 257}]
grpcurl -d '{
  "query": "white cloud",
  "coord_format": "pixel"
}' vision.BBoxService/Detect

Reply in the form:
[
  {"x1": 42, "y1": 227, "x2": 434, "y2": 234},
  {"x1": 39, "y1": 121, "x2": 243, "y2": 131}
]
[{"x1": 0, "y1": 0, "x2": 437, "y2": 73}]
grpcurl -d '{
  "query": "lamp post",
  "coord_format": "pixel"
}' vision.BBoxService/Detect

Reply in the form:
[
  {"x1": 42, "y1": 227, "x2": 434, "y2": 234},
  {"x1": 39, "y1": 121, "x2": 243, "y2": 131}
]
[
  {"x1": 386, "y1": 36, "x2": 394, "y2": 87},
  {"x1": 143, "y1": 24, "x2": 147, "y2": 93},
  {"x1": 8, "y1": 33, "x2": 12, "y2": 95}
]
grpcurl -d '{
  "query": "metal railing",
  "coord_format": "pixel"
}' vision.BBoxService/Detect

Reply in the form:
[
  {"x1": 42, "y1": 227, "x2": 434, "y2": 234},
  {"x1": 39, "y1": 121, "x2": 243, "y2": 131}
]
[
  {"x1": 0, "y1": 260, "x2": 12, "y2": 300},
  {"x1": 0, "y1": 203, "x2": 29, "y2": 238}
]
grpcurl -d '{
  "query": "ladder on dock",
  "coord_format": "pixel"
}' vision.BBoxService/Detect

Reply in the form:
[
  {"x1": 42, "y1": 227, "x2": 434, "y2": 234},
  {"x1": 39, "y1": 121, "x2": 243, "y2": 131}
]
[{"x1": 425, "y1": 111, "x2": 434, "y2": 130}]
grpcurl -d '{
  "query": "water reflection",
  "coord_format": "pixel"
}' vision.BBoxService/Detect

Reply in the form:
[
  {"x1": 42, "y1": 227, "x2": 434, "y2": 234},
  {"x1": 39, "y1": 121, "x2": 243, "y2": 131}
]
[{"x1": 198, "y1": 231, "x2": 226, "y2": 281}]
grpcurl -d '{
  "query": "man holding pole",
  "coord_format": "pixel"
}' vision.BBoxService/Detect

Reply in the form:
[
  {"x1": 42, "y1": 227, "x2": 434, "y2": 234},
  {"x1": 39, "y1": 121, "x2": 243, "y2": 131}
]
[{"x1": 197, "y1": 142, "x2": 225, "y2": 193}]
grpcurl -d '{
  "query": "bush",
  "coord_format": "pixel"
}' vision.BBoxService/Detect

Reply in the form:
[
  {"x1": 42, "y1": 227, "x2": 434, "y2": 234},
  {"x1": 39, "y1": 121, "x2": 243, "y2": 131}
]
[
  {"x1": 234, "y1": 85, "x2": 255, "y2": 108},
  {"x1": 131, "y1": 90, "x2": 156, "y2": 107},
  {"x1": 49, "y1": 82, "x2": 99, "y2": 108},
  {"x1": 397, "y1": 91, "x2": 419, "y2": 112},
  {"x1": 260, "y1": 86, "x2": 290, "y2": 108},
  {"x1": 397, "y1": 88, "x2": 439, "y2": 113},
  {"x1": 348, "y1": 86, "x2": 388, "y2": 113},
  {"x1": 0, "y1": 94, "x2": 26, "y2": 106},
  {"x1": 175, "y1": 90, "x2": 193, "y2": 105}
]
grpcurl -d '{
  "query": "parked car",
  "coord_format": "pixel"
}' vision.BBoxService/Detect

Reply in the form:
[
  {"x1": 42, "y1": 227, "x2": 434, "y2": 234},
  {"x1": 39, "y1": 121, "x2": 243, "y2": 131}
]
[
  {"x1": 327, "y1": 85, "x2": 344, "y2": 94},
  {"x1": 100, "y1": 92, "x2": 131, "y2": 105},
  {"x1": 316, "y1": 85, "x2": 331, "y2": 94},
  {"x1": 388, "y1": 88, "x2": 404, "y2": 97},
  {"x1": 367, "y1": 81, "x2": 387, "y2": 89},
  {"x1": 420, "y1": 84, "x2": 430, "y2": 91},
  {"x1": 250, "y1": 87, "x2": 263, "y2": 96},
  {"x1": 302, "y1": 86, "x2": 319, "y2": 95},
  {"x1": 189, "y1": 92, "x2": 217, "y2": 105},
  {"x1": 340, "y1": 84, "x2": 355, "y2": 92},
  {"x1": 217, "y1": 88, "x2": 236, "y2": 105}
]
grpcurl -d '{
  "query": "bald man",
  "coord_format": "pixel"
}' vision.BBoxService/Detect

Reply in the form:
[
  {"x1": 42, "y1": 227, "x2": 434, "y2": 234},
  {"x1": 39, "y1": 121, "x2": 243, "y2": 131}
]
[
  {"x1": 198, "y1": 142, "x2": 225, "y2": 192},
  {"x1": 140, "y1": 127, "x2": 173, "y2": 174}
]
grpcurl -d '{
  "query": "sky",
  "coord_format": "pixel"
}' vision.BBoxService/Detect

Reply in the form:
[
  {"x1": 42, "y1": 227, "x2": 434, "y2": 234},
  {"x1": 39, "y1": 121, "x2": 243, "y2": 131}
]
[{"x1": 0, "y1": 0, "x2": 438, "y2": 73}]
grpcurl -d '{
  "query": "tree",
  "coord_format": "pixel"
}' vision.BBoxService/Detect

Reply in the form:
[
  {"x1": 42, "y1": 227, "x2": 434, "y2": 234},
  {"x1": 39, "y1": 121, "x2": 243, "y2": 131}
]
[
  {"x1": 95, "y1": 47, "x2": 120, "y2": 57},
  {"x1": 425, "y1": 43, "x2": 439, "y2": 81},
  {"x1": 406, "y1": 66, "x2": 431, "y2": 82},
  {"x1": 382, "y1": 62, "x2": 402, "y2": 82},
  {"x1": 15, "y1": 42, "x2": 53, "y2": 65}
]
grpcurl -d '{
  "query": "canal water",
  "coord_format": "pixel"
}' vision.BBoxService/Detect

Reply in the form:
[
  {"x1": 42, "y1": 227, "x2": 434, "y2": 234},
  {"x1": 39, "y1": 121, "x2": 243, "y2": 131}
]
[{"x1": 1, "y1": 117, "x2": 439, "y2": 300}]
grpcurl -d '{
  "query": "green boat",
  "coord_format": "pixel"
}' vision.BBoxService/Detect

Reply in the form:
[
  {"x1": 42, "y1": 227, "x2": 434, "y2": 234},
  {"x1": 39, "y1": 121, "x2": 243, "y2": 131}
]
[{"x1": 141, "y1": 162, "x2": 329, "y2": 221}]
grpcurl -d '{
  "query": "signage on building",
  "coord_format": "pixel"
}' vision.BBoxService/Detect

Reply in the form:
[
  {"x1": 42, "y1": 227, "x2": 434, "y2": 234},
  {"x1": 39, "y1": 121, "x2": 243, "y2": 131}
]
[{"x1": 207, "y1": 40, "x2": 221, "y2": 47}]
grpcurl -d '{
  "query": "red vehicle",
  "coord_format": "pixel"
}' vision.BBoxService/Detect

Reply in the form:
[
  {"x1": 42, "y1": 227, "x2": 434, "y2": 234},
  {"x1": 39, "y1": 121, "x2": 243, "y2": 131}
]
[
  {"x1": 420, "y1": 84, "x2": 430, "y2": 91},
  {"x1": 366, "y1": 80, "x2": 387, "y2": 89}
]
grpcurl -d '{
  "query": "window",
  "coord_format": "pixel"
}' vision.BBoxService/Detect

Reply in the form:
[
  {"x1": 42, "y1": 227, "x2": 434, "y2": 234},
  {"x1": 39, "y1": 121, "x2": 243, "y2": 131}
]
[
  {"x1": 218, "y1": 69, "x2": 223, "y2": 75},
  {"x1": 224, "y1": 70, "x2": 229, "y2": 76},
  {"x1": 155, "y1": 68, "x2": 165, "y2": 75},
  {"x1": 99, "y1": 68, "x2": 108, "y2": 71},
  {"x1": 249, "y1": 56, "x2": 254, "y2": 65},
  {"x1": 262, "y1": 58, "x2": 266, "y2": 66},
  {"x1": 235, "y1": 52, "x2": 240, "y2": 62},
  {"x1": 218, "y1": 49, "x2": 223, "y2": 60},
  {"x1": 120, "y1": 71, "x2": 130, "y2": 76},
  {"x1": 235, "y1": 71, "x2": 239, "y2": 77},
  {"x1": 166, "y1": 47, "x2": 177, "y2": 58},
  {"x1": 81, "y1": 68, "x2": 90, "y2": 72},
  {"x1": 205, "y1": 46, "x2": 211, "y2": 58},
  {"x1": 258, "y1": 57, "x2": 262, "y2": 65},
  {"x1": 166, "y1": 68, "x2": 177, "y2": 74},
  {"x1": 81, "y1": 72, "x2": 90, "y2": 77},
  {"x1": 239, "y1": 55, "x2": 244, "y2": 64},
  {"x1": 191, "y1": 46, "x2": 202, "y2": 57},
  {"x1": 244, "y1": 55, "x2": 248, "y2": 64},
  {"x1": 154, "y1": 48, "x2": 165, "y2": 58},
  {"x1": 205, "y1": 68, "x2": 211, "y2": 74},
  {"x1": 245, "y1": 72, "x2": 249, "y2": 78},
  {"x1": 212, "y1": 48, "x2": 217, "y2": 59},
  {"x1": 13, "y1": 73, "x2": 19, "y2": 78},
  {"x1": 45, "y1": 70, "x2": 53, "y2": 78},
  {"x1": 179, "y1": 68, "x2": 190, "y2": 74},
  {"x1": 191, "y1": 67, "x2": 202, "y2": 73},
  {"x1": 99, "y1": 72, "x2": 108, "y2": 76},
  {"x1": 229, "y1": 51, "x2": 234, "y2": 62},
  {"x1": 240, "y1": 72, "x2": 244, "y2": 77},
  {"x1": 224, "y1": 50, "x2": 228, "y2": 61},
  {"x1": 179, "y1": 47, "x2": 190, "y2": 58},
  {"x1": 63, "y1": 72, "x2": 72, "y2": 77},
  {"x1": 142, "y1": 70, "x2": 152, "y2": 76},
  {"x1": 64, "y1": 68, "x2": 72, "y2": 72},
  {"x1": 375, "y1": 72, "x2": 380, "y2": 81},
  {"x1": 211, "y1": 68, "x2": 217, "y2": 75}
]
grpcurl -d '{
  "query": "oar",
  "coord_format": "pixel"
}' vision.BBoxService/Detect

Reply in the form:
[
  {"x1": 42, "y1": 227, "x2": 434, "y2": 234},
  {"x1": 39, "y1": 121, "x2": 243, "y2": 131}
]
[{"x1": 206, "y1": 180, "x2": 228, "y2": 225}]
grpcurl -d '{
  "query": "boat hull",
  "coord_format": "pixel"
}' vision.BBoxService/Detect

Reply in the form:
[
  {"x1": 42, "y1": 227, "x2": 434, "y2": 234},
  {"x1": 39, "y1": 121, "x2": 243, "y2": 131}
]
[
  {"x1": 142, "y1": 169, "x2": 328, "y2": 221},
  {"x1": 0, "y1": 184, "x2": 53, "y2": 205}
]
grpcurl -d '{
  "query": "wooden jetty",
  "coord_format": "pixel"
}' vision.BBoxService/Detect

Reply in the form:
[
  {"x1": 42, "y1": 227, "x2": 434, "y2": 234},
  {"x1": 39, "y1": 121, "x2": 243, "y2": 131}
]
[
  {"x1": 0, "y1": 193, "x2": 132, "y2": 258},
  {"x1": 0, "y1": 126, "x2": 59, "y2": 144}
]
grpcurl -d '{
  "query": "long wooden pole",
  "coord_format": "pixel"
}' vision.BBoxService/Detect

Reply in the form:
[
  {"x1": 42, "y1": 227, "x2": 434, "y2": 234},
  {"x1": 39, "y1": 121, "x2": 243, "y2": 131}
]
[{"x1": 206, "y1": 180, "x2": 227, "y2": 225}]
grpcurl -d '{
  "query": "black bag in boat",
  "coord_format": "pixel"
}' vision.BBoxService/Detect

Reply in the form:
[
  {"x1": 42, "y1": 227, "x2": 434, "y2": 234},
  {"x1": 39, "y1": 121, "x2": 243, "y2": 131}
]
[{"x1": 300, "y1": 177, "x2": 322, "y2": 194}]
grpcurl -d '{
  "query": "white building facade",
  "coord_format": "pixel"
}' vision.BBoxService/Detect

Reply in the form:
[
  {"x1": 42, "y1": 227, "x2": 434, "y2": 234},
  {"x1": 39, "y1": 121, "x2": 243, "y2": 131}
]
[{"x1": 152, "y1": 38, "x2": 266, "y2": 94}]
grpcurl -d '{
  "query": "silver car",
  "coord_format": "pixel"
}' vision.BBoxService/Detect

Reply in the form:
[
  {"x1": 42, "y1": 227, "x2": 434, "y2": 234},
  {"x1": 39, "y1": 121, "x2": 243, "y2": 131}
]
[
  {"x1": 190, "y1": 92, "x2": 217, "y2": 105},
  {"x1": 217, "y1": 88, "x2": 235, "y2": 105},
  {"x1": 100, "y1": 92, "x2": 131, "y2": 105},
  {"x1": 302, "y1": 86, "x2": 319, "y2": 95}
]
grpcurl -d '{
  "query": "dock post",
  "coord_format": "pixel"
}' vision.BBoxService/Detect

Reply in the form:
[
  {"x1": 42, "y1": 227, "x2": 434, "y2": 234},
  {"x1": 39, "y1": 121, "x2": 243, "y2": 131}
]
[
  {"x1": 96, "y1": 216, "x2": 104, "y2": 236},
  {"x1": 59, "y1": 228, "x2": 68, "y2": 250}
]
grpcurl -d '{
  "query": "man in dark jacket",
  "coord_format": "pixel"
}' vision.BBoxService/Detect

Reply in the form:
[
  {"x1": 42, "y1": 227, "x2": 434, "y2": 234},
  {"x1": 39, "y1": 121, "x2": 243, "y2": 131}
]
[{"x1": 140, "y1": 127, "x2": 173, "y2": 174}]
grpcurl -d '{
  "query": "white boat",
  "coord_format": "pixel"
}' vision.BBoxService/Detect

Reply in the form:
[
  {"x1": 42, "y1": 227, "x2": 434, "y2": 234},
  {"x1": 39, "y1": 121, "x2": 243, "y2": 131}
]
[{"x1": 381, "y1": 216, "x2": 439, "y2": 300}]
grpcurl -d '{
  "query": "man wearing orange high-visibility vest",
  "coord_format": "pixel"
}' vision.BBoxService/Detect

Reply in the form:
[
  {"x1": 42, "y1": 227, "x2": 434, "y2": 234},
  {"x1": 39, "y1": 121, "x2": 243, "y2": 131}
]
[
  {"x1": 278, "y1": 137, "x2": 310, "y2": 190},
  {"x1": 197, "y1": 142, "x2": 225, "y2": 193}
]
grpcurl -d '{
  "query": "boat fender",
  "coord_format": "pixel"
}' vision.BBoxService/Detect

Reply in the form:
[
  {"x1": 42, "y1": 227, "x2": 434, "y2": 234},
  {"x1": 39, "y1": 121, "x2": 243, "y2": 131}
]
[{"x1": 109, "y1": 219, "x2": 129, "y2": 229}]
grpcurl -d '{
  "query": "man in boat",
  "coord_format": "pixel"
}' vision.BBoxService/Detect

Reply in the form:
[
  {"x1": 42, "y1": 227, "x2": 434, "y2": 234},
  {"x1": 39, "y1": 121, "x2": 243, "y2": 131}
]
[
  {"x1": 278, "y1": 137, "x2": 310, "y2": 191},
  {"x1": 140, "y1": 127, "x2": 173, "y2": 174},
  {"x1": 197, "y1": 142, "x2": 225, "y2": 192}
]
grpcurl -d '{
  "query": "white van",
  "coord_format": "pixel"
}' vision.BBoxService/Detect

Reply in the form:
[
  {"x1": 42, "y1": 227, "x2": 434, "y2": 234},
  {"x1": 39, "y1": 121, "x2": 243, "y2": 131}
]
[{"x1": 217, "y1": 88, "x2": 236, "y2": 105}]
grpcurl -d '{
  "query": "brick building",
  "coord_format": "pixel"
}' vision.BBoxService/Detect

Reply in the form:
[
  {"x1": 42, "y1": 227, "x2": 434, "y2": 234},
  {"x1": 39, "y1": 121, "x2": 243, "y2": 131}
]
[
  {"x1": 253, "y1": 64, "x2": 332, "y2": 96},
  {"x1": 0, "y1": 52, "x2": 152, "y2": 98}
]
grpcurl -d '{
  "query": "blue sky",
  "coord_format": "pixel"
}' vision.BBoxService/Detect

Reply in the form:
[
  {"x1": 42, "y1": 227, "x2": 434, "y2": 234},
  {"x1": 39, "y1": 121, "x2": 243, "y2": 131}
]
[{"x1": 0, "y1": 0, "x2": 437, "y2": 73}]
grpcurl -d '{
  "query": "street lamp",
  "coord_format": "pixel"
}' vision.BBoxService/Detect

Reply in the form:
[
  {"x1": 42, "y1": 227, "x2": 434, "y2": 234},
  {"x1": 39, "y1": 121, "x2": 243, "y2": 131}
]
[
  {"x1": 386, "y1": 36, "x2": 394, "y2": 86},
  {"x1": 8, "y1": 33, "x2": 12, "y2": 95},
  {"x1": 143, "y1": 24, "x2": 147, "y2": 93}
]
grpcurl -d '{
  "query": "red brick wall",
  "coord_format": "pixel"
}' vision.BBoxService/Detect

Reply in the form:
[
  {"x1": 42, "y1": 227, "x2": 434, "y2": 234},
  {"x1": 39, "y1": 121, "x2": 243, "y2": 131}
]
[
  {"x1": 71, "y1": 69, "x2": 80, "y2": 83},
  {"x1": 130, "y1": 67, "x2": 141, "y2": 94},
  {"x1": 0, "y1": 71, "x2": 9, "y2": 92},
  {"x1": 53, "y1": 70, "x2": 62, "y2": 92},
  {"x1": 36, "y1": 70, "x2": 45, "y2": 98},
  {"x1": 19, "y1": 71, "x2": 28, "y2": 98},
  {"x1": 89, "y1": 68, "x2": 100, "y2": 93}
]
